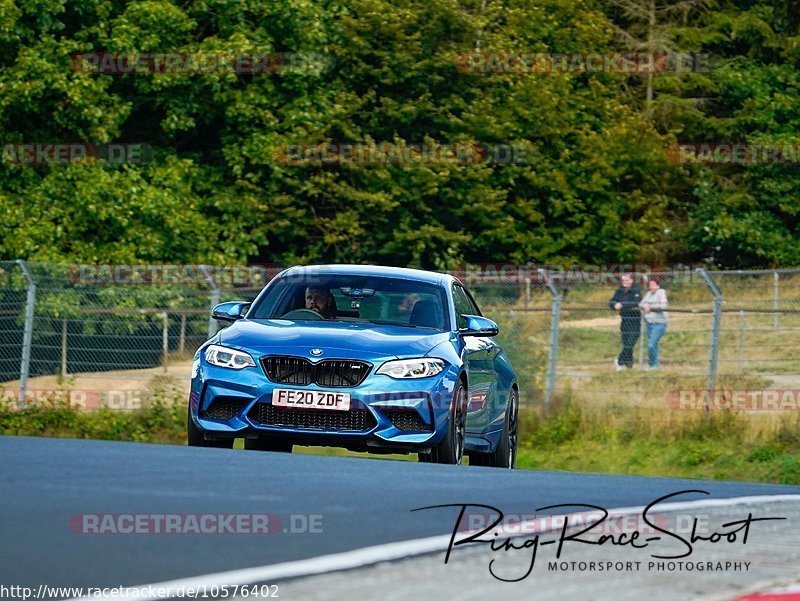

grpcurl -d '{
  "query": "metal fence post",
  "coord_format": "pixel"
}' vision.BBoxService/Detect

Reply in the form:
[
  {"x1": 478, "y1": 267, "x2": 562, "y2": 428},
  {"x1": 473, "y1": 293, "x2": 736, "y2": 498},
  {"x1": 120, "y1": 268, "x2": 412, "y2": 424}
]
[
  {"x1": 773, "y1": 270, "x2": 779, "y2": 330},
  {"x1": 179, "y1": 314, "x2": 186, "y2": 354},
  {"x1": 696, "y1": 268, "x2": 722, "y2": 416},
  {"x1": 540, "y1": 269, "x2": 561, "y2": 413},
  {"x1": 525, "y1": 277, "x2": 531, "y2": 309},
  {"x1": 162, "y1": 311, "x2": 169, "y2": 372},
  {"x1": 16, "y1": 260, "x2": 36, "y2": 409},
  {"x1": 638, "y1": 272, "x2": 647, "y2": 368},
  {"x1": 60, "y1": 318, "x2": 68, "y2": 379},
  {"x1": 201, "y1": 265, "x2": 220, "y2": 339}
]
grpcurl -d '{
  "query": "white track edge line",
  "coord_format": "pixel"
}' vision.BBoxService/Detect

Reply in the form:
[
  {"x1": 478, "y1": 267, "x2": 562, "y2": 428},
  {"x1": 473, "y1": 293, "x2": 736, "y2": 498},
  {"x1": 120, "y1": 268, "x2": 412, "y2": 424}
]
[{"x1": 68, "y1": 493, "x2": 800, "y2": 600}]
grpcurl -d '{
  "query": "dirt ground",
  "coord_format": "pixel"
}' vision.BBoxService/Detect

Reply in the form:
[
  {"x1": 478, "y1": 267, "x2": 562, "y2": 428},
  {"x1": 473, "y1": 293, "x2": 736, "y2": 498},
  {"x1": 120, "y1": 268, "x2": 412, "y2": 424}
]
[{"x1": 1, "y1": 360, "x2": 193, "y2": 409}]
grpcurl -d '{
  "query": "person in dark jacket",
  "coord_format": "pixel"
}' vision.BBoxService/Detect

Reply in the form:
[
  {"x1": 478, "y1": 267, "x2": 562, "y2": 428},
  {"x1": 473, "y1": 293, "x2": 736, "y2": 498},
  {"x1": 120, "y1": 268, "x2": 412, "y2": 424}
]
[{"x1": 609, "y1": 273, "x2": 642, "y2": 370}]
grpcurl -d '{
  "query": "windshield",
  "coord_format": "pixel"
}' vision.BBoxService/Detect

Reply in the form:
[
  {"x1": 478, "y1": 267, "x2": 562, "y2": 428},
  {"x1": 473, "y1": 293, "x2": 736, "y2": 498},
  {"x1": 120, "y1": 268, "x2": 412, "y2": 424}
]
[{"x1": 249, "y1": 274, "x2": 449, "y2": 330}]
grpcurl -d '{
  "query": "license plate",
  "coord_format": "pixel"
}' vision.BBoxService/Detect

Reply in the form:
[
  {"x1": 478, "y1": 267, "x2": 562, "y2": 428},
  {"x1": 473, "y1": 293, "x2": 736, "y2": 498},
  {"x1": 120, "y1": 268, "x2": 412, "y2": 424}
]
[{"x1": 272, "y1": 388, "x2": 351, "y2": 411}]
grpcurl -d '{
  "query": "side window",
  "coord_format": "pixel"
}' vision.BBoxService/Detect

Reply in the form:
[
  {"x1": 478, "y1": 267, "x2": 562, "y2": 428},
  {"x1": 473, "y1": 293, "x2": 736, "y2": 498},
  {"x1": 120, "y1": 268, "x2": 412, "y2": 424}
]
[
  {"x1": 463, "y1": 287, "x2": 482, "y2": 316},
  {"x1": 452, "y1": 285, "x2": 472, "y2": 329}
]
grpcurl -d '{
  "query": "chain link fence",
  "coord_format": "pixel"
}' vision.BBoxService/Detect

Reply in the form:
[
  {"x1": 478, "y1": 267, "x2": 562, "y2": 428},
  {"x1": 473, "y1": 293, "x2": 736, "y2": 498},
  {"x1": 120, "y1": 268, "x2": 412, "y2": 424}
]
[
  {"x1": 1, "y1": 262, "x2": 798, "y2": 412},
  {"x1": 0, "y1": 262, "x2": 277, "y2": 409},
  {"x1": 459, "y1": 266, "x2": 800, "y2": 412}
]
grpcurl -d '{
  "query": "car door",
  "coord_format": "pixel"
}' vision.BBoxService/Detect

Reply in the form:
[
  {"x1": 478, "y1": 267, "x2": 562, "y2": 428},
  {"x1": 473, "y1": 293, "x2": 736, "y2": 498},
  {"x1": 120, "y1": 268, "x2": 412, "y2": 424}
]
[{"x1": 453, "y1": 284, "x2": 499, "y2": 432}]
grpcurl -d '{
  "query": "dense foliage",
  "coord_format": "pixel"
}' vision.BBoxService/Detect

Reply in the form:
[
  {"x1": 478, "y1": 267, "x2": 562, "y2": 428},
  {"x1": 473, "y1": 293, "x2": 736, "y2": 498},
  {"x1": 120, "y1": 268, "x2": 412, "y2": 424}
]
[{"x1": 0, "y1": 0, "x2": 797, "y2": 268}]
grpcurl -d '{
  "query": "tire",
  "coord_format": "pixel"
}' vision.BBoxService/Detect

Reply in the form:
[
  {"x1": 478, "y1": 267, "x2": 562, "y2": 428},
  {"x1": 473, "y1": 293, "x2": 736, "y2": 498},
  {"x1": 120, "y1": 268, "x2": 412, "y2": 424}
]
[
  {"x1": 469, "y1": 389, "x2": 518, "y2": 468},
  {"x1": 187, "y1": 405, "x2": 234, "y2": 449},
  {"x1": 245, "y1": 433, "x2": 293, "y2": 453},
  {"x1": 187, "y1": 405, "x2": 204, "y2": 447},
  {"x1": 424, "y1": 379, "x2": 467, "y2": 465},
  {"x1": 493, "y1": 388, "x2": 519, "y2": 468}
]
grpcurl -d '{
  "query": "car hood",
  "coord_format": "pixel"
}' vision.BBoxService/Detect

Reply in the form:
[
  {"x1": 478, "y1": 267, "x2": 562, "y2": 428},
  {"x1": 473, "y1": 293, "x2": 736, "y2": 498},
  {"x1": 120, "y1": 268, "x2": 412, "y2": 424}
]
[{"x1": 218, "y1": 319, "x2": 453, "y2": 361}]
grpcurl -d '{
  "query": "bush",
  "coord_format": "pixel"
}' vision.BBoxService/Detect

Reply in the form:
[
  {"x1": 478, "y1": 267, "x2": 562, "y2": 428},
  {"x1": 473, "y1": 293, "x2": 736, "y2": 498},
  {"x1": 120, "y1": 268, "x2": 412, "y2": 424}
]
[
  {"x1": 522, "y1": 400, "x2": 582, "y2": 446},
  {"x1": 0, "y1": 398, "x2": 185, "y2": 444}
]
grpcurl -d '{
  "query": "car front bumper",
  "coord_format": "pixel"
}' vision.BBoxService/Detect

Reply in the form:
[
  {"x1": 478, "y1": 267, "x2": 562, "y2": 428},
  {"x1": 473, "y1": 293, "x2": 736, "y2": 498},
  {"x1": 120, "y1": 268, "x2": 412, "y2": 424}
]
[{"x1": 189, "y1": 359, "x2": 460, "y2": 451}]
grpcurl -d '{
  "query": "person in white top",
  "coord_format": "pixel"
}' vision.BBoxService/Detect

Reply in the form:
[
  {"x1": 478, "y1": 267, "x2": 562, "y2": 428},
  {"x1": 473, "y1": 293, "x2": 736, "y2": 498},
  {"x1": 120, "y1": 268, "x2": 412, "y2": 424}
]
[{"x1": 639, "y1": 277, "x2": 668, "y2": 369}]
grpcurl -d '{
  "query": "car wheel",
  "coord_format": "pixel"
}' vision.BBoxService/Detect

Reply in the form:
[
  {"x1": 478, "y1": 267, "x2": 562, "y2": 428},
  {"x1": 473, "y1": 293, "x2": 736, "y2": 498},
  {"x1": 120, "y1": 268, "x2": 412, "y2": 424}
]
[
  {"x1": 429, "y1": 379, "x2": 467, "y2": 465},
  {"x1": 187, "y1": 405, "x2": 234, "y2": 449},
  {"x1": 494, "y1": 388, "x2": 519, "y2": 468},
  {"x1": 470, "y1": 389, "x2": 518, "y2": 468},
  {"x1": 187, "y1": 405, "x2": 204, "y2": 447},
  {"x1": 245, "y1": 434, "x2": 293, "y2": 453}
]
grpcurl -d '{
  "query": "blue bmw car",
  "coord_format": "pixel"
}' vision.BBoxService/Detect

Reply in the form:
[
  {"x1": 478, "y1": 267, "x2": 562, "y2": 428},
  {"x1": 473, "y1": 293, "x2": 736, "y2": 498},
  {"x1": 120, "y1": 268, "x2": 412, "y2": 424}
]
[{"x1": 188, "y1": 265, "x2": 519, "y2": 466}]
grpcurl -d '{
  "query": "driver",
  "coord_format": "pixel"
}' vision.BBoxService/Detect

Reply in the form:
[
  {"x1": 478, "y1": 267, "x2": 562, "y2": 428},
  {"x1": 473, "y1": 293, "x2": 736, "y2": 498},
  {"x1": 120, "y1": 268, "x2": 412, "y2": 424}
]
[{"x1": 305, "y1": 286, "x2": 336, "y2": 319}]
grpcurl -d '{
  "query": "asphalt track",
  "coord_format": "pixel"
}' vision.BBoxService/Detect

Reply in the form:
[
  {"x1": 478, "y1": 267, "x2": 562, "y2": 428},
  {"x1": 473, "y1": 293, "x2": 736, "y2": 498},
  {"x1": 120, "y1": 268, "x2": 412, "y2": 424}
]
[{"x1": 2, "y1": 435, "x2": 799, "y2": 592}]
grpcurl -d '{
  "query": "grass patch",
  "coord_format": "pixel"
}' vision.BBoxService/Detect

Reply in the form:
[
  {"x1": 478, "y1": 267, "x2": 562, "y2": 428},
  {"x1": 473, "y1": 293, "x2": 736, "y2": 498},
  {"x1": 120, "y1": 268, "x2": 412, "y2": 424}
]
[{"x1": 517, "y1": 398, "x2": 800, "y2": 484}]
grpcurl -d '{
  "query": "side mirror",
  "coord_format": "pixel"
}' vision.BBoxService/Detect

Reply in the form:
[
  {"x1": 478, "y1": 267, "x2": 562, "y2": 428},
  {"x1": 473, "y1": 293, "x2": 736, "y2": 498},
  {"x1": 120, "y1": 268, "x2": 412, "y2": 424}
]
[
  {"x1": 211, "y1": 301, "x2": 251, "y2": 323},
  {"x1": 459, "y1": 315, "x2": 499, "y2": 337}
]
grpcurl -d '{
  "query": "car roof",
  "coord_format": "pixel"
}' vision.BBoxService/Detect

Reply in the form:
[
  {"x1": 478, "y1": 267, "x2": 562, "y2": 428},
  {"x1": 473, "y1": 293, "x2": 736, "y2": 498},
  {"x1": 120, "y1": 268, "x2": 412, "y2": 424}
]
[{"x1": 279, "y1": 264, "x2": 456, "y2": 286}]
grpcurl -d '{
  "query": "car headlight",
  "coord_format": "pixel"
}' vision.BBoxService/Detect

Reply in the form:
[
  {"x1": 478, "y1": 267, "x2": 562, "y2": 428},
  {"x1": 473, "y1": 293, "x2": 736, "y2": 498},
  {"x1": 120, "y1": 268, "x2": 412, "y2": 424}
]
[
  {"x1": 204, "y1": 344, "x2": 256, "y2": 369},
  {"x1": 377, "y1": 358, "x2": 445, "y2": 379}
]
